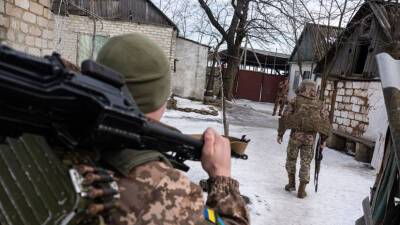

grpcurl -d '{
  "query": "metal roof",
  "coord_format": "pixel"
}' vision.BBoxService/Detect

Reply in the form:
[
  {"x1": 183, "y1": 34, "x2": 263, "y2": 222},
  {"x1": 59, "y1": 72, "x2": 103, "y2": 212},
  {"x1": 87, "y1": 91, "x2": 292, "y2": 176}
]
[
  {"x1": 289, "y1": 23, "x2": 343, "y2": 62},
  {"x1": 52, "y1": 0, "x2": 178, "y2": 28},
  {"x1": 219, "y1": 47, "x2": 290, "y2": 71}
]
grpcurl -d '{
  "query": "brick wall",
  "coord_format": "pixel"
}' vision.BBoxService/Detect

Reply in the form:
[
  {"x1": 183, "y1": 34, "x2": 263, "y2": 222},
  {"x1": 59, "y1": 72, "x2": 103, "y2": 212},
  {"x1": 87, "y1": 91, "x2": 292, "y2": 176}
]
[
  {"x1": 0, "y1": 0, "x2": 6, "y2": 41},
  {"x1": 54, "y1": 15, "x2": 177, "y2": 70},
  {"x1": 1, "y1": 0, "x2": 54, "y2": 55},
  {"x1": 324, "y1": 80, "x2": 378, "y2": 137}
]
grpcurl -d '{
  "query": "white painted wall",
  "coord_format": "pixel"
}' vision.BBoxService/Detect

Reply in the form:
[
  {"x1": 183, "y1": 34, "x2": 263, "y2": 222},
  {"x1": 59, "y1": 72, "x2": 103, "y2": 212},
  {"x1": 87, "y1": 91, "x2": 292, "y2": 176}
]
[
  {"x1": 364, "y1": 82, "x2": 387, "y2": 141},
  {"x1": 173, "y1": 38, "x2": 209, "y2": 100}
]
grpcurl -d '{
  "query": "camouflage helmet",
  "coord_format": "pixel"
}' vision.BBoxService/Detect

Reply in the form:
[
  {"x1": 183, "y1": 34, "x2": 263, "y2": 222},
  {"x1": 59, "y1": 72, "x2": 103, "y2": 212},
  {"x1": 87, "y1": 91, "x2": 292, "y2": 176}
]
[
  {"x1": 96, "y1": 33, "x2": 171, "y2": 114},
  {"x1": 296, "y1": 80, "x2": 317, "y2": 98}
]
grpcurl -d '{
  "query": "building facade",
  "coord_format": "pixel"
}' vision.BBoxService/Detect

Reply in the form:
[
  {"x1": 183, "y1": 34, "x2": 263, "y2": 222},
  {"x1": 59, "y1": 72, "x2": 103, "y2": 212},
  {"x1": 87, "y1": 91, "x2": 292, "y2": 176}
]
[
  {"x1": 0, "y1": 0, "x2": 54, "y2": 55},
  {"x1": 53, "y1": 15, "x2": 177, "y2": 71},
  {"x1": 174, "y1": 37, "x2": 209, "y2": 100},
  {"x1": 1, "y1": 0, "x2": 210, "y2": 100},
  {"x1": 315, "y1": 1, "x2": 400, "y2": 162}
]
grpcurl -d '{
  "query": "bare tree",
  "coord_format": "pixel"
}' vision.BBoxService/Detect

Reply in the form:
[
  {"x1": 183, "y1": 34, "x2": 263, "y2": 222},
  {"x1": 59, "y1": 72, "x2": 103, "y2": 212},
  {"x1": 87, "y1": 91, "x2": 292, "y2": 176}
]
[
  {"x1": 153, "y1": 0, "x2": 198, "y2": 37},
  {"x1": 204, "y1": 39, "x2": 224, "y2": 101},
  {"x1": 154, "y1": 0, "x2": 362, "y2": 101},
  {"x1": 198, "y1": 0, "x2": 251, "y2": 100}
]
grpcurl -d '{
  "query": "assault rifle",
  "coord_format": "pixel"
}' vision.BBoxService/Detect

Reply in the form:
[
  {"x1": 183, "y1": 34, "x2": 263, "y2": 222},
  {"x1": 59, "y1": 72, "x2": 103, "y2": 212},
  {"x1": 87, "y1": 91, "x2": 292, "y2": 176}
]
[
  {"x1": 314, "y1": 137, "x2": 323, "y2": 192},
  {"x1": 0, "y1": 45, "x2": 204, "y2": 171}
]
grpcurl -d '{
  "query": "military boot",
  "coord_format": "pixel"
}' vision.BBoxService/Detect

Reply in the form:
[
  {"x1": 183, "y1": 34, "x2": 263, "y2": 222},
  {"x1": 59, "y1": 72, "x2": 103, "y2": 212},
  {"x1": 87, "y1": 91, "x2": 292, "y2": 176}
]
[
  {"x1": 284, "y1": 174, "x2": 296, "y2": 191},
  {"x1": 297, "y1": 182, "x2": 308, "y2": 198}
]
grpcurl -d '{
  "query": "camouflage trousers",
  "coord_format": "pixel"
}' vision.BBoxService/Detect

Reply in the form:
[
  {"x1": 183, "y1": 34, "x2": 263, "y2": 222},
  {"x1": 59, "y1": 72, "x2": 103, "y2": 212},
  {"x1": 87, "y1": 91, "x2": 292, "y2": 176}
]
[
  {"x1": 273, "y1": 97, "x2": 286, "y2": 116},
  {"x1": 285, "y1": 132, "x2": 315, "y2": 183}
]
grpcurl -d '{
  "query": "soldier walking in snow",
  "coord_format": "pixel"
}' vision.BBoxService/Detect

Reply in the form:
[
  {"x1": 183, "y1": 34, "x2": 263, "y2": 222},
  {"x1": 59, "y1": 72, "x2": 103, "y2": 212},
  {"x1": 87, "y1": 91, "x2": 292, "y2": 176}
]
[
  {"x1": 276, "y1": 80, "x2": 331, "y2": 198},
  {"x1": 273, "y1": 79, "x2": 289, "y2": 116}
]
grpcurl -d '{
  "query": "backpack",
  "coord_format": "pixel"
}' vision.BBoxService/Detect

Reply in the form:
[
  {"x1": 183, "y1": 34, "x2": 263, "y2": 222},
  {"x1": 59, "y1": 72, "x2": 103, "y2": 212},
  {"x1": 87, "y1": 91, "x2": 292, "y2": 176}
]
[{"x1": 285, "y1": 96, "x2": 331, "y2": 136}]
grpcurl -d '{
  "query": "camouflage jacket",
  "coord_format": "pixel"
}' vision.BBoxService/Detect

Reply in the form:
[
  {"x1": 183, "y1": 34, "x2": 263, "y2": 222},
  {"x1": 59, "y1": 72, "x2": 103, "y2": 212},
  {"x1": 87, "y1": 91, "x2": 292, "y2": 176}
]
[
  {"x1": 276, "y1": 81, "x2": 289, "y2": 99},
  {"x1": 107, "y1": 160, "x2": 249, "y2": 225}
]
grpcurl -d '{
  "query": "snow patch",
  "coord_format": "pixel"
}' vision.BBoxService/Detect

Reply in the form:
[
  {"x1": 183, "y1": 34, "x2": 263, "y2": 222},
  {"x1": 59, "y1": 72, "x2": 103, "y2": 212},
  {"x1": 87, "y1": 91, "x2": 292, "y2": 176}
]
[{"x1": 234, "y1": 99, "x2": 276, "y2": 115}]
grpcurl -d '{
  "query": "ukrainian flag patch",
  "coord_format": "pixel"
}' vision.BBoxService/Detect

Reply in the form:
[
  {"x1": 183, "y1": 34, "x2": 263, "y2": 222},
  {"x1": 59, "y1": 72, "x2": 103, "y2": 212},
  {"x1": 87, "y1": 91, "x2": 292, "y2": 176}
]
[{"x1": 203, "y1": 208, "x2": 225, "y2": 225}]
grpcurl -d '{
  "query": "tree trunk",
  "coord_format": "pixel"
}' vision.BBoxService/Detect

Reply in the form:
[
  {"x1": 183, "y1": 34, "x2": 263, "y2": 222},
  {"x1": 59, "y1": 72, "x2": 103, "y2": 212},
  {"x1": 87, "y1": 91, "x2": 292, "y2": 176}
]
[
  {"x1": 222, "y1": 96, "x2": 229, "y2": 136},
  {"x1": 204, "y1": 56, "x2": 217, "y2": 98},
  {"x1": 223, "y1": 48, "x2": 240, "y2": 100},
  {"x1": 205, "y1": 41, "x2": 224, "y2": 101}
]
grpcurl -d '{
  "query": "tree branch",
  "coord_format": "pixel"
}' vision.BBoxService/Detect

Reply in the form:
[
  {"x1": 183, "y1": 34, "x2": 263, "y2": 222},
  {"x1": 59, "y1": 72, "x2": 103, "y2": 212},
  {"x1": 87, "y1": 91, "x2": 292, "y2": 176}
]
[{"x1": 198, "y1": 0, "x2": 229, "y2": 41}]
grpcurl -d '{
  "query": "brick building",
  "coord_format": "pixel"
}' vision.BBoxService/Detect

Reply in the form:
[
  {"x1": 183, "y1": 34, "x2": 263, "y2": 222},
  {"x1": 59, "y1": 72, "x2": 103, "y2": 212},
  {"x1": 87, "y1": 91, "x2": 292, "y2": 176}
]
[
  {"x1": 1, "y1": 0, "x2": 211, "y2": 100},
  {"x1": 0, "y1": 0, "x2": 178, "y2": 68},
  {"x1": 315, "y1": 1, "x2": 400, "y2": 162},
  {"x1": 53, "y1": 15, "x2": 177, "y2": 69},
  {"x1": 51, "y1": 0, "x2": 178, "y2": 70},
  {"x1": 0, "y1": 0, "x2": 54, "y2": 55}
]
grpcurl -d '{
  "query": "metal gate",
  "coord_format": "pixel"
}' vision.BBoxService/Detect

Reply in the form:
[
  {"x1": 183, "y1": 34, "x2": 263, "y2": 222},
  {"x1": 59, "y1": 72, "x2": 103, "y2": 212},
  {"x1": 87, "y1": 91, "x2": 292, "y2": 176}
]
[{"x1": 233, "y1": 70, "x2": 287, "y2": 103}]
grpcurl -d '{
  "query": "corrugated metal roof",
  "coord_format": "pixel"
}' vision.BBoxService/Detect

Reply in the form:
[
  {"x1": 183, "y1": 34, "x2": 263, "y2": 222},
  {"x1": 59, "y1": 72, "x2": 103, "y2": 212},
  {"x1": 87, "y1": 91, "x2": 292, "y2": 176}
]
[
  {"x1": 247, "y1": 49, "x2": 290, "y2": 59},
  {"x1": 52, "y1": 0, "x2": 177, "y2": 28},
  {"x1": 314, "y1": 1, "x2": 400, "y2": 74},
  {"x1": 219, "y1": 47, "x2": 290, "y2": 71},
  {"x1": 289, "y1": 23, "x2": 343, "y2": 62}
]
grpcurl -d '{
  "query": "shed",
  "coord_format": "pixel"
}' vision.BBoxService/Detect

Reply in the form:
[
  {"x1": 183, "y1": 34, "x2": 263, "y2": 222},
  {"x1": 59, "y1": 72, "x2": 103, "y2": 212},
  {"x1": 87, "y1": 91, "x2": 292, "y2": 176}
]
[
  {"x1": 220, "y1": 48, "x2": 289, "y2": 74},
  {"x1": 315, "y1": 0, "x2": 400, "y2": 161},
  {"x1": 50, "y1": 0, "x2": 179, "y2": 73},
  {"x1": 173, "y1": 37, "x2": 210, "y2": 100},
  {"x1": 218, "y1": 48, "x2": 290, "y2": 102}
]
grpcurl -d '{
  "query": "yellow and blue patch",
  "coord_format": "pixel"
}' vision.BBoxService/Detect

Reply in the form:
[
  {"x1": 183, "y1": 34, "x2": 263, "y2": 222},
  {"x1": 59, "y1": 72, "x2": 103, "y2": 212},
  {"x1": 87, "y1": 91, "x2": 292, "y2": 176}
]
[{"x1": 203, "y1": 208, "x2": 225, "y2": 225}]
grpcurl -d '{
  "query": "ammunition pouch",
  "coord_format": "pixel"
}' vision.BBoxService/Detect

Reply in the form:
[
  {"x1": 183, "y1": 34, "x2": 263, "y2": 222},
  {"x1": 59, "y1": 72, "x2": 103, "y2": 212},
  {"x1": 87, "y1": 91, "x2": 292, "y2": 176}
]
[
  {"x1": 0, "y1": 134, "x2": 122, "y2": 225},
  {"x1": 0, "y1": 134, "x2": 78, "y2": 225}
]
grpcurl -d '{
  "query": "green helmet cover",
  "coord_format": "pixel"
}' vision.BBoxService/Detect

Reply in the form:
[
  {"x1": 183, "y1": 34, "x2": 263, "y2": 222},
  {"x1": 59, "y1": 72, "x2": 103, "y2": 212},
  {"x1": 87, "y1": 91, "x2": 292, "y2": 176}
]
[{"x1": 96, "y1": 33, "x2": 171, "y2": 113}]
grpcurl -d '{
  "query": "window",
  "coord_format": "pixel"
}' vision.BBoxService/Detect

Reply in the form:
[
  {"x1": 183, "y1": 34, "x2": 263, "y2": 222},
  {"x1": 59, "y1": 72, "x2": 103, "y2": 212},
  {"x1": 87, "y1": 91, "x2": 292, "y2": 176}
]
[
  {"x1": 353, "y1": 39, "x2": 370, "y2": 75},
  {"x1": 77, "y1": 34, "x2": 109, "y2": 66}
]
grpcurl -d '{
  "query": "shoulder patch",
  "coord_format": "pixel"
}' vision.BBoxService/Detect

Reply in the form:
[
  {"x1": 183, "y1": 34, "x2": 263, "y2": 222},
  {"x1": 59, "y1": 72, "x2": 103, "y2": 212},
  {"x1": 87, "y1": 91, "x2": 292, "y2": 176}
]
[{"x1": 203, "y1": 208, "x2": 225, "y2": 225}]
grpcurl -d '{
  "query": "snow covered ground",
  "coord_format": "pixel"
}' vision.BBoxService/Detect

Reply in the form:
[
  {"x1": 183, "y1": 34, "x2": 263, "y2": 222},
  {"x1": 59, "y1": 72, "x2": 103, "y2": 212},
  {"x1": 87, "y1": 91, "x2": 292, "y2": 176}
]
[
  {"x1": 233, "y1": 99, "x2": 276, "y2": 114},
  {"x1": 162, "y1": 98, "x2": 376, "y2": 225}
]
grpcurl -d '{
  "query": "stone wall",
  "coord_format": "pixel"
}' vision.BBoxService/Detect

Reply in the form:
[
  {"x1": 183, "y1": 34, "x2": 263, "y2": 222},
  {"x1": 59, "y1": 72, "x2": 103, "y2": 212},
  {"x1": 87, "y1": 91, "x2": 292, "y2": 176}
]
[
  {"x1": 1, "y1": 0, "x2": 54, "y2": 55},
  {"x1": 54, "y1": 15, "x2": 177, "y2": 71},
  {"x1": 324, "y1": 80, "x2": 383, "y2": 140},
  {"x1": 1, "y1": 2, "x2": 184, "y2": 98},
  {"x1": 0, "y1": 0, "x2": 6, "y2": 41}
]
